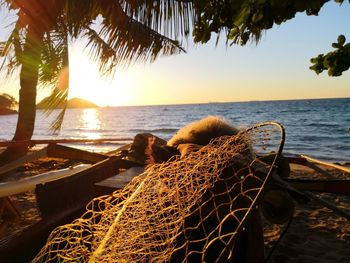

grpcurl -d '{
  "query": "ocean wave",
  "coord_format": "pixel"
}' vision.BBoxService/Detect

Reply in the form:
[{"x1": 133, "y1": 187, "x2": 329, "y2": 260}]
[
  {"x1": 128, "y1": 128, "x2": 178, "y2": 134},
  {"x1": 300, "y1": 135, "x2": 340, "y2": 142},
  {"x1": 67, "y1": 128, "x2": 110, "y2": 133},
  {"x1": 307, "y1": 123, "x2": 340, "y2": 128},
  {"x1": 69, "y1": 141, "x2": 129, "y2": 146}
]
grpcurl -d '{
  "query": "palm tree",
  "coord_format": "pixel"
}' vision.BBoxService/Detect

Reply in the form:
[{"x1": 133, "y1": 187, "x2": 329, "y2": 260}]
[{"x1": 0, "y1": 0, "x2": 194, "y2": 163}]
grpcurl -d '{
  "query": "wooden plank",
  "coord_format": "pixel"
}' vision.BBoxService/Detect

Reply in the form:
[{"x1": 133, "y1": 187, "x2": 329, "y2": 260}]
[
  {"x1": 106, "y1": 143, "x2": 131, "y2": 156},
  {"x1": 0, "y1": 138, "x2": 132, "y2": 147},
  {"x1": 0, "y1": 164, "x2": 90, "y2": 198},
  {"x1": 304, "y1": 161, "x2": 337, "y2": 178},
  {"x1": 285, "y1": 178, "x2": 350, "y2": 197},
  {"x1": 286, "y1": 156, "x2": 308, "y2": 166},
  {"x1": 35, "y1": 157, "x2": 120, "y2": 218},
  {"x1": 95, "y1": 166, "x2": 145, "y2": 195},
  {"x1": 288, "y1": 155, "x2": 347, "y2": 177},
  {"x1": 300, "y1": 155, "x2": 350, "y2": 174},
  {"x1": 47, "y1": 143, "x2": 108, "y2": 163},
  {"x1": 0, "y1": 147, "x2": 48, "y2": 176}
]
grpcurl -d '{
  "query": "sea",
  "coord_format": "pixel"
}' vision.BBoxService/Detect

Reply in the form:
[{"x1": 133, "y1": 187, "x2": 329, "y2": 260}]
[{"x1": 0, "y1": 98, "x2": 349, "y2": 163}]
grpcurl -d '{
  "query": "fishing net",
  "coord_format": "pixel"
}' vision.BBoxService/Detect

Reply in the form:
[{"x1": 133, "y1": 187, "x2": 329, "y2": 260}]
[{"x1": 33, "y1": 122, "x2": 285, "y2": 262}]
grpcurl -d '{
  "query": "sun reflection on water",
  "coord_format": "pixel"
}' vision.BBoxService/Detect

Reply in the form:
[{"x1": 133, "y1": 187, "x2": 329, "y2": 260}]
[{"x1": 80, "y1": 109, "x2": 102, "y2": 139}]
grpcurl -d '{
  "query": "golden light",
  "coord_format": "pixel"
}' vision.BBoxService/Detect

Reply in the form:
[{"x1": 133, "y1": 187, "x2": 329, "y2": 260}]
[
  {"x1": 67, "y1": 44, "x2": 195, "y2": 107},
  {"x1": 79, "y1": 108, "x2": 101, "y2": 139},
  {"x1": 69, "y1": 52, "x2": 135, "y2": 106}
]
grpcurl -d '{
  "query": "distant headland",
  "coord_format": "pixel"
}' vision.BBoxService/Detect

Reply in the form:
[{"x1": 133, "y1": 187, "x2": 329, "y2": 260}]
[
  {"x1": 37, "y1": 97, "x2": 99, "y2": 109},
  {"x1": 0, "y1": 108, "x2": 17, "y2": 115},
  {"x1": 0, "y1": 93, "x2": 18, "y2": 115}
]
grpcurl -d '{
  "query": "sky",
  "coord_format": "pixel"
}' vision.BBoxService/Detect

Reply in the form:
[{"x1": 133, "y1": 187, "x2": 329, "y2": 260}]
[{"x1": 1, "y1": 1, "x2": 350, "y2": 107}]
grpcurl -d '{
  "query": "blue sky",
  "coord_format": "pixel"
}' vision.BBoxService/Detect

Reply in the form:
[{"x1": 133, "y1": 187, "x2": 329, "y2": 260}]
[{"x1": 1, "y1": 1, "x2": 349, "y2": 106}]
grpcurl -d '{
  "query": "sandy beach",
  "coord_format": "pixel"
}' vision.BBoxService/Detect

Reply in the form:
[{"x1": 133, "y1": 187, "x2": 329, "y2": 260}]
[
  {"x1": 264, "y1": 164, "x2": 350, "y2": 262},
  {"x1": 0, "y1": 159, "x2": 349, "y2": 262}
]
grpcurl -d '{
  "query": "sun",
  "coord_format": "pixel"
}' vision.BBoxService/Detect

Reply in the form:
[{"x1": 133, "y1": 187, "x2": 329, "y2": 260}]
[
  {"x1": 68, "y1": 52, "x2": 134, "y2": 107},
  {"x1": 67, "y1": 44, "x2": 183, "y2": 107}
]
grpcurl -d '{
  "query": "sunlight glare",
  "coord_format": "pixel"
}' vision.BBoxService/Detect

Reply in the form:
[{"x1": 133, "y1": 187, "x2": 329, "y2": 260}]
[
  {"x1": 69, "y1": 51, "x2": 135, "y2": 106},
  {"x1": 80, "y1": 108, "x2": 101, "y2": 139},
  {"x1": 58, "y1": 67, "x2": 69, "y2": 91}
]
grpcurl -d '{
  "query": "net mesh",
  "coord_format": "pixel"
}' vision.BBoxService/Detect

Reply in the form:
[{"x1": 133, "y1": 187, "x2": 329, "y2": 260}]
[{"x1": 33, "y1": 122, "x2": 284, "y2": 262}]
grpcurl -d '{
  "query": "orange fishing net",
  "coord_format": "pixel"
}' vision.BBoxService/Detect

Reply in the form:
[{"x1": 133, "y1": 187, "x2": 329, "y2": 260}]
[{"x1": 33, "y1": 122, "x2": 284, "y2": 262}]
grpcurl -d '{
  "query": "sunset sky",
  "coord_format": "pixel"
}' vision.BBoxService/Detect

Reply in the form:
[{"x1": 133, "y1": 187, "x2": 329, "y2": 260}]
[{"x1": 1, "y1": 1, "x2": 350, "y2": 106}]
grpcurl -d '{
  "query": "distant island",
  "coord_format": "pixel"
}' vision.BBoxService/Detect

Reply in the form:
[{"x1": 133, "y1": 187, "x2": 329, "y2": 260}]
[
  {"x1": 0, "y1": 93, "x2": 18, "y2": 115},
  {"x1": 37, "y1": 97, "x2": 99, "y2": 109},
  {"x1": 0, "y1": 108, "x2": 17, "y2": 115}
]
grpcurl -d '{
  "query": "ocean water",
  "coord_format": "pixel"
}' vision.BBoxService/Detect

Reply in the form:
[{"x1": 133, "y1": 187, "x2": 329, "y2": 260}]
[{"x1": 0, "y1": 98, "x2": 349, "y2": 163}]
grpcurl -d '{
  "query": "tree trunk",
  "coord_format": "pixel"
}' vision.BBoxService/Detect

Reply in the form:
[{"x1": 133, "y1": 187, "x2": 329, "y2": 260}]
[{"x1": 0, "y1": 24, "x2": 44, "y2": 164}]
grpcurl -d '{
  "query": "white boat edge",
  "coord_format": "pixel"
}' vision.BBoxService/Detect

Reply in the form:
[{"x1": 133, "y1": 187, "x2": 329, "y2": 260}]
[{"x1": 0, "y1": 164, "x2": 91, "y2": 198}]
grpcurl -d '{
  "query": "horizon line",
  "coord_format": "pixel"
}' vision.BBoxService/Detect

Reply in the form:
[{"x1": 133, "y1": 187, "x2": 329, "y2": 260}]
[{"x1": 96, "y1": 96, "x2": 350, "y2": 108}]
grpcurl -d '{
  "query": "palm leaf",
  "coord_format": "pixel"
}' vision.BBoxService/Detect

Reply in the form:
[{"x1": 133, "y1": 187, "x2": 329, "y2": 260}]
[
  {"x1": 85, "y1": 19, "x2": 185, "y2": 74},
  {"x1": 38, "y1": 19, "x2": 69, "y2": 133},
  {"x1": 116, "y1": 0, "x2": 194, "y2": 40},
  {"x1": 0, "y1": 17, "x2": 24, "y2": 76},
  {"x1": 38, "y1": 87, "x2": 68, "y2": 134}
]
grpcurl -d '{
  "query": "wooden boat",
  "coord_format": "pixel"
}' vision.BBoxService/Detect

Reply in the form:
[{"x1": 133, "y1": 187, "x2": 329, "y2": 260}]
[
  {"x1": 283, "y1": 154, "x2": 350, "y2": 221},
  {"x1": 0, "y1": 137, "x2": 349, "y2": 262},
  {"x1": 0, "y1": 142, "x2": 139, "y2": 262},
  {"x1": 0, "y1": 164, "x2": 90, "y2": 198}
]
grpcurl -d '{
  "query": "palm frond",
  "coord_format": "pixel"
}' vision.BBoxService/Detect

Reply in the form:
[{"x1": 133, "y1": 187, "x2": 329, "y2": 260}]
[
  {"x1": 64, "y1": 0, "x2": 103, "y2": 38},
  {"x1": 65, "y1": 0, "x2": 195, "y2": 40},
  {"x1": 81, "y1": 1, "x2": 190, "y2": 74},
  {"x1": 40, "y1": 30, "x2": 69, "y2": 86},
  {"x1": 85, "y1": 20, "x2": 185, "y2": 74},
  {"x1": 121, "y1": 0, "x2": 194, "y2": 40},
  {"x1": 49, "y1": 105, "x2": 67, "y2": 134},
  {"x1": 0, "y1": 18, "x2": 25, "y2": 76},
  {"x1": 39, "y1": 24, "x2": 69, "y2": 133},
  {"x1": 38, "y1": 88, "x2": 68, "y2": 112},
  {"x1": 38, "y1": 87, "x2": 68, "y2": 134}
]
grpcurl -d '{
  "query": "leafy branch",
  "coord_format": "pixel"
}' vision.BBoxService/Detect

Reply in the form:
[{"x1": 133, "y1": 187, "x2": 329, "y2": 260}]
[{"x1": 310, "y1": 35, "x2": 350, "y2": 76}]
